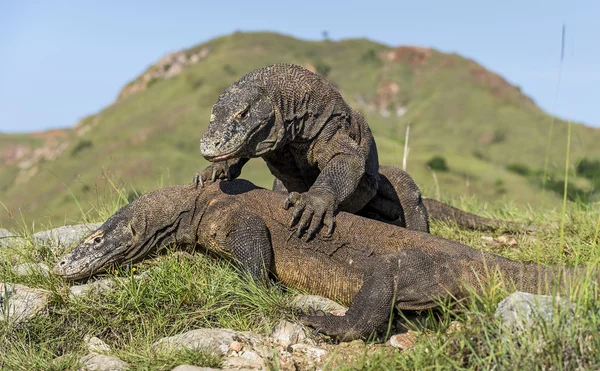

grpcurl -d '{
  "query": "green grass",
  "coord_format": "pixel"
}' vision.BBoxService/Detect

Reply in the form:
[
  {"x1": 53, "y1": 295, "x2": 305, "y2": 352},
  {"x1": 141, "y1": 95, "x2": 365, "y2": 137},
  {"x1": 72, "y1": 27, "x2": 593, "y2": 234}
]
[
  {"x1": 2, "y1": 32, "x2": 600, "y2": 230},
  {"x1": 2, "y1": 186, "x2": 599, "y2": 370}
]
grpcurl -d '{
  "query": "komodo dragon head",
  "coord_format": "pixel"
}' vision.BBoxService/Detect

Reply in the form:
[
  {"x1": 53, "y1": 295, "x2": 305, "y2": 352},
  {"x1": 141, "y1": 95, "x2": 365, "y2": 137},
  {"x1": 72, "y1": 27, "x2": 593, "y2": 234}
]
[
  {"x1": 53, "y1": 201, "x2": 141, "y2": 280},
  {"x1": 200, "y1": 73, "x2": 283, "y2": 161},
  {"x1": 53, "y1": 183, "x2": 218, "y2": 280}
]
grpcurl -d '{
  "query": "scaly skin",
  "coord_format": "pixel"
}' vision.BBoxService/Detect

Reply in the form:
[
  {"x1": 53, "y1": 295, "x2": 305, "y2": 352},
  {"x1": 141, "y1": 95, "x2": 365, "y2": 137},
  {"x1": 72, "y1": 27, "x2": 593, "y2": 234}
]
[
  {"x1": 55, "y1": 180, "x2": 589, "y2": 341},
  {"x1": 196, "y1": 63, "x2": 430, "y2": 239}
]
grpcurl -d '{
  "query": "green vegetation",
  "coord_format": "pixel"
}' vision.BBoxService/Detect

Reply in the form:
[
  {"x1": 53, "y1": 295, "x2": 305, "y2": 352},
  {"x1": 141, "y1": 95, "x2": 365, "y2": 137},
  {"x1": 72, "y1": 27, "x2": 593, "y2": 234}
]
[
  {"x1": 426, "y1": 155, "x2": 449, "y2": 172},
  {"x1": 1, "y1": 189, "x2": 599, "y2": 369}
]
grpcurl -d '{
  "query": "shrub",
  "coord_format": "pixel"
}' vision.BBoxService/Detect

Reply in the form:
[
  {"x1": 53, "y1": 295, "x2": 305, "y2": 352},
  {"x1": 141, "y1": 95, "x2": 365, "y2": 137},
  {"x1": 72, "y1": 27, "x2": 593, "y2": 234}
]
[
  {"x1": 71, "y1": 140, "x2": 93, "y2": 156},
  {"x1": 315, "y1": 62, "x2": 331, "y2": 78},
  {"x1": 506, "y1": 163, "x2": 530, "y2": 176},
  {"x1": 427, "y1": 156, "x2": 449, "y2": 172}
]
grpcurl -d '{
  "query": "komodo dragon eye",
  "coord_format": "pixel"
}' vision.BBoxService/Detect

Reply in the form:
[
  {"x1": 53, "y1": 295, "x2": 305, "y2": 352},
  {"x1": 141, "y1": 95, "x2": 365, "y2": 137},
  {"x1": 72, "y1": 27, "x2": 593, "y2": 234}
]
[
  {"x1": 93, "y1": 237, "x2": 103, "y2": 244},
  {"x1": 238, "y1": 106, "x2": 250, "y2": 119}
]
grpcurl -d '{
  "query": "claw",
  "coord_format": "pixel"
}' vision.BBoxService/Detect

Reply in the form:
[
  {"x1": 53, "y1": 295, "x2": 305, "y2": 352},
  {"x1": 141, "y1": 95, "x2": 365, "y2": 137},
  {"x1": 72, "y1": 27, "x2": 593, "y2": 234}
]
[
  {"x1": 289, "y1": 203, "x2": 305, "y2": 228},
  {"x1": 211, "y1": 167, "x2": 217, "y2": 182},
  {"x1": 199, "y1": 175, "x2": 204, "y2": 188},
  {"x1": 296, "y1": 209, "x2": 314, "y2": 238},
  {"x1": 193, "y1": 174, "x2": 199, "y2": 189}
]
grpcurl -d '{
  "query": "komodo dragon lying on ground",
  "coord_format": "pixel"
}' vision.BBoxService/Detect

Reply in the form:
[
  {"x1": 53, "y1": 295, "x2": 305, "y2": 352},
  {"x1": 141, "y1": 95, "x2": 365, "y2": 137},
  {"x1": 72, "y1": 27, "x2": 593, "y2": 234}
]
[
  {"x1": 195, "y1": 63, "x2": 529, "y2": 236},
  {"x1": 55, "y1": 179, "x2": 587, "y2": 341}
]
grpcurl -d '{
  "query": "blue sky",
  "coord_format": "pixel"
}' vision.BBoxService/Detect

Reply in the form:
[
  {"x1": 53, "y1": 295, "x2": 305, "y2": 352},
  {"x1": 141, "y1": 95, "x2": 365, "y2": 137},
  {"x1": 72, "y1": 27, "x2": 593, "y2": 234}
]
[{"x1": 1, "y1": 0, "x2": 598, "y2": 133}]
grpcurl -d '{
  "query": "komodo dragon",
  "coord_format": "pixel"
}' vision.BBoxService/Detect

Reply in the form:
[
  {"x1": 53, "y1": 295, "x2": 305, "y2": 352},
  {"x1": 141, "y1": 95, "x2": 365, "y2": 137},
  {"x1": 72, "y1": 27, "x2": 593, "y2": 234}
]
[
  {"x1": 54, "y1": 179, "x2": 587, "y2": 341},
  {"x1": 195, "y1": 63, "x2": 527, "y2": 236},
  {"x1": 195, "y1": 63, "x2": 429, "y2": 238}
]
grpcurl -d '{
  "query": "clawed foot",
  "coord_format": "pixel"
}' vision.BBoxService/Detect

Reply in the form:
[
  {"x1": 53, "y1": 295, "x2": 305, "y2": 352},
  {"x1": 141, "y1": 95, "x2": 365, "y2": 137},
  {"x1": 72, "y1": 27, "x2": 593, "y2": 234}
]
[
  {"x1": 297, "y1": 310, "x2": 361, "y2": 341},
  {"x1": 192, "y1": 161, "x2": 238, "y2": 188},
  {"x1": 283, "y1": 190, "x2": 336, "y2": 240}
]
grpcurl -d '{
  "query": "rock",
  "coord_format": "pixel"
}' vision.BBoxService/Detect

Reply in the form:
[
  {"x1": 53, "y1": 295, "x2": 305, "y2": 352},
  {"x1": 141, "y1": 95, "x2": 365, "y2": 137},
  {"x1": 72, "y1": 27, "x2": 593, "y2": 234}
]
[
  {"x1": 224, "y1": 349, "x2": 265, "y2": 370},
  {"x1": 229, "y1": 341, "x2": 244, "y2": 352},
  {"x1": 446, "y1": 320, "x2": 464, "y2": 335},
  {"x1": 271, "y1": 320, "x2": 309, "y2": 347},
  {"x1": 495, "y1": 291, "x2": 576, "y2": 330},
  {"x1": 79, "y1": 353, "x2": 129, "y2": 371},
  {"x1": 85, "y1": 335, "x2": 111, "y2": 354},
  {"x1": 70, "y1": 279, "x2": 115, "y2": 298},
  {"x1": 0, "y1": 283, "x2": 50, "y2": 323},
  {"x1": 171, "y1": 366, "x2": 220, "y2": 371},
  {"x1": 388, "y1": 331, "x2": 418, "y2": 350},
  {"x1": 14, "y1": 262, "x2": 50, "y2": 276},
  {"x1": 292, "y1": 295, "x2": 348, "y2": 314},
  {"x1": 152, "y1": 328, "x2": 263, "y2": 356},
  {"x1": 288, "y1": 344, "x2": 328, "y2": 369},
  {"x1": 0, "y1": 228, "x2": 25, "y2": 248},
  {"x1": 34, "y1": 223, "x2": 102, "y2": 250}
]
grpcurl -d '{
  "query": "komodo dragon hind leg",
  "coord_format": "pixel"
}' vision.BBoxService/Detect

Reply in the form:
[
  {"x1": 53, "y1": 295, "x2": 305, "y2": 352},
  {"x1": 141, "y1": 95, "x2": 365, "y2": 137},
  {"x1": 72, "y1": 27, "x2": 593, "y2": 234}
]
[{"x1": 298, "y1": 263, "x2": 397, "y2": 342}]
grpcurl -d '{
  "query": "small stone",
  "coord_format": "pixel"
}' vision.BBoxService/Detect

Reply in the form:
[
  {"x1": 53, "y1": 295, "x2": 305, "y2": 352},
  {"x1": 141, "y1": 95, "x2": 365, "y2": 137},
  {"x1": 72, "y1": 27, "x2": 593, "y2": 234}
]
[
  {"x1": 14, "y1": 262, "x2": 50, "y2": 276},
  {"x1": 79, "y1": 353, "x2": 129, "y2": 371},
  {"x1": 495, "y1": 235, "x2": 518, "y2": 247},
  {"x1": 152, "y1": 328, "x2": 238, "y2": 355},
  {"x1": 446, "y1": 321, "x2": 464, "y2": 335},
  {"x1": 171, "y1": 366, "x2": 220, "y2": 371},
  {"x1": 292, "y1": 295, "x2": 348, "y2": 314},
  {"x1": 495, "y1": 291, "x2": 576, "y2": 330},
  {"x1": 0, "y1": 283, "x2": 50, "y2": 323},
  {"x1": 224, "y1": 350, "x2": 265, "y2": 370},
  {"x1": 290, "y1": 343, "x2": 327, "y2": 362},
  {"x1": 271, "y1": 320, "x2": 308, "y2": 347},
  {"x1": 70, "y1": 279, "x2": 114, "y2": 298},
  {"x1": 388, "y1": 331, "x2": 418, "y2": 350},
  {"x1": 85, "y1": 335, "x2": 111, "y2": 354},
  {"x1": 229, "y1": 341, "x2": 243, "y2": 353},
  {"x1": 34, "y1": 223, "x2": 102, "y2": 251}
]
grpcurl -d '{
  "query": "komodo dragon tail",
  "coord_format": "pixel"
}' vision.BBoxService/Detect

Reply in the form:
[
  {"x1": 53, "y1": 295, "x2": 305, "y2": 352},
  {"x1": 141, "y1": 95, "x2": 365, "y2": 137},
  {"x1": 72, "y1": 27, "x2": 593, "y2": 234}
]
[{"x1": 422, "y1": 198, "x2": 536, "y2": 233}]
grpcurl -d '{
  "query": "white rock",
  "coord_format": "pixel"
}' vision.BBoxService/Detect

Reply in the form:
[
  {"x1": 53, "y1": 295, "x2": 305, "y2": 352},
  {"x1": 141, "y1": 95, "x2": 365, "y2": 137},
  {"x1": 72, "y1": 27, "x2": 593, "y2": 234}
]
[
  {"x1": 495, "y1": 291, "x2": 576, "y2": 330},
  {"x1": 79, "y1": 353, "x2": 129, "y2": 371},
  {"x1": 70, "y1": 279, "x2": 114, "y2": 298},
  {"x1": 0, "y1": 228, "x2": 25, "y2": 248},
  {"x1": 224, "y1": 349, "x2": 265, "y2": 370},
  {"x1": 14, "y1": 262, "x2": 50, "y2": 276},
  {"x1": 292, "y1": 295, "x2": 347, "y2": 314},
  {"x1": 271, "y1": 320, "x2": 308, "y2": 347},
  {"x1": 290, "y1": 343, "x2": 327, "y2": 363},
  {"x1": 85, "y1": 335, "x2": 111, "y2": 354},
  {"x1": 0, "y1": 283, "x2": 50, "y2": 323},
  {"x1": 152, "y1": 328, "x2": 238, "y2": 355}
]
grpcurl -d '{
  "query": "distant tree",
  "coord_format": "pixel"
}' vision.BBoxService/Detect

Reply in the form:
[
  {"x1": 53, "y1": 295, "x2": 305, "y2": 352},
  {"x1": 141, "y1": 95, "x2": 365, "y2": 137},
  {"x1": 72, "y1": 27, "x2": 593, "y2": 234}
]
[{"x1": 322, "y1": 30, "x2": 329, "y2": 40}]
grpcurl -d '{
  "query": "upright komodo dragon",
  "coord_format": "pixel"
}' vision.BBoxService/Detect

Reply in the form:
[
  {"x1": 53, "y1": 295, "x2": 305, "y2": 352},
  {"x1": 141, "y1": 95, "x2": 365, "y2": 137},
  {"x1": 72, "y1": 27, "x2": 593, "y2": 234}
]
[
  {"x1": 55, "y1": 179, "x2": 589, "y2": 341},
  {"x1": 195, "y1": 63, "x2": 529, "y2": 236}
]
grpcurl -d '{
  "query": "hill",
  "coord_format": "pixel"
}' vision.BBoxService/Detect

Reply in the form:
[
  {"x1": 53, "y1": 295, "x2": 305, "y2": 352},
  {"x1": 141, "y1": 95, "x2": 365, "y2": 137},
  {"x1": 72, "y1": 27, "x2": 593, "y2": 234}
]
[{"x1": 1, "y1": 31, "x2": 600, "y2": 229}]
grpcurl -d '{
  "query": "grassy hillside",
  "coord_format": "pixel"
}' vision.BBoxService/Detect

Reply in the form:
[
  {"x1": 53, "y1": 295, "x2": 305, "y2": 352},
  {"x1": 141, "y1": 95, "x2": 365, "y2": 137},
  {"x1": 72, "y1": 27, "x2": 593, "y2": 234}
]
[{"x1": 1, "y1": 31, "x2": 600, "y2": 229}]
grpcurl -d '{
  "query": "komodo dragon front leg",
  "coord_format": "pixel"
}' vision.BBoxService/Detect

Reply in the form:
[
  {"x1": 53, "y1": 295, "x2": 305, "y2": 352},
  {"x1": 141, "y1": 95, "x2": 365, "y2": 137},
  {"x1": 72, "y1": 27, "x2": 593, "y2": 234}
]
[{"x1": 283, "y1": 133, "x2": 372, "y2": 240}]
